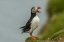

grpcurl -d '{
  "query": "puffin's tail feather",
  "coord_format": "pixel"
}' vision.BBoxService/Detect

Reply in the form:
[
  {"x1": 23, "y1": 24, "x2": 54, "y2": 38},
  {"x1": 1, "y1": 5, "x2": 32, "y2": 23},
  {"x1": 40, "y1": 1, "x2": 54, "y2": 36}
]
[
  {"x1": 19, "y1": 26, "x2": 25, "y2": 34},
  {"x1": 21, "y1": 31, "x2": 24, "y2": 34},
  {"x1": 19, "y1": 26, "x2": 25, "y2": 29},
  {"x1": 19, "y1": 26, "x2": 28, "y2": 33}
]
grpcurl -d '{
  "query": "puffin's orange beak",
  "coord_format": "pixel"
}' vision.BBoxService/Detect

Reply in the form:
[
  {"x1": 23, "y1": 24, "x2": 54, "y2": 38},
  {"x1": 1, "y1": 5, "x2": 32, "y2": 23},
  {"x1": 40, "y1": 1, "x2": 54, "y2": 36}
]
[
  {"x1": 37, "y1": 6, "x2": 41, "y2": 9},
  {"x1": 36, "y1": 6, "x2": 41, "y2": 13}
]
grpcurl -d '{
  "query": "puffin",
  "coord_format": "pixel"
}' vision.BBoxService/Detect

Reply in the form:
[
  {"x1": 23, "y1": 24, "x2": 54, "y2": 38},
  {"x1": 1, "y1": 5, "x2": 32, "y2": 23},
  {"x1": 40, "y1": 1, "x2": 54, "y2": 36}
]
[{"x1": 20, "y1": 6, "x2": 41, "y2": 40}]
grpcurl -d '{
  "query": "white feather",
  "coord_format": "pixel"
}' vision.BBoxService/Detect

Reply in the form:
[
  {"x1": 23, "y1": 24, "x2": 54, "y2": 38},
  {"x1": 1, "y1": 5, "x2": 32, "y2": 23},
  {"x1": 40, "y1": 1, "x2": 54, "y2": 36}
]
[{"x1": 29, "y1": 15, "x2": 40, "y2": 33}]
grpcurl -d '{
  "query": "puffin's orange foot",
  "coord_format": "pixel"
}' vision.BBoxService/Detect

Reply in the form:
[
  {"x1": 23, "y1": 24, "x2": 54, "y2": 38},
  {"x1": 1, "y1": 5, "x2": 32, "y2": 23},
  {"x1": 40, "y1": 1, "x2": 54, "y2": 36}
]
[{"x1": 31, "y1": 36, "x2": 36, "y2": 40}]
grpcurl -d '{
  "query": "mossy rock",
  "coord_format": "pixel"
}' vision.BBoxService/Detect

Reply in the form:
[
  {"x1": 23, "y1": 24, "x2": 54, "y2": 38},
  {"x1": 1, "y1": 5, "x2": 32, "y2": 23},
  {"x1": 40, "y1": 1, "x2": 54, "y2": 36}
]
[
  {"x1": 25, "y1": 37, "x2": 40, "y2": 42},
  {"x1": 51, "y1": 29, "x2": 64, "y2": 40}
]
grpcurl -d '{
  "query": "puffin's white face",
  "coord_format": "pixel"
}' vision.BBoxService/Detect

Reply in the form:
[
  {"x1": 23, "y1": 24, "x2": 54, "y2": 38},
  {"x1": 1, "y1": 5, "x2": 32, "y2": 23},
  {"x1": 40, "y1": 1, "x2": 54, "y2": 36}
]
[{"x1": 31, "y1": 6, "x2": 41, "y2": 13}]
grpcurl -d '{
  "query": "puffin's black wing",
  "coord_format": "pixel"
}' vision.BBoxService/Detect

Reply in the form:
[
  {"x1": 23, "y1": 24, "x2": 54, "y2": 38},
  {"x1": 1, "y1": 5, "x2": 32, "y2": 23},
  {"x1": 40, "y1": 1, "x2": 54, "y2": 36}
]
[
  {"x1": 26, "y1": 19, "x2": 31, "y2": 25},
  {"x1": 20, "y1": 19, "x2": 31, "y2": 28},
  {"x1": 20, "y1": 19, "x2": 32, "y2": 33}
]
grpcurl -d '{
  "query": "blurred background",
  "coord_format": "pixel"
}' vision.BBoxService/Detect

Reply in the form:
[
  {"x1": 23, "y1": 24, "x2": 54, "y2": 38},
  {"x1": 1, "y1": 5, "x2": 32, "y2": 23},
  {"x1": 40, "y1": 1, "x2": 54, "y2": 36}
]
[
  {"x1": 37, "y1": 0, "x2": 64, "y2": 42},
  {"x1": 0, "y1": 0, "x2": 64, "y2": 42}
]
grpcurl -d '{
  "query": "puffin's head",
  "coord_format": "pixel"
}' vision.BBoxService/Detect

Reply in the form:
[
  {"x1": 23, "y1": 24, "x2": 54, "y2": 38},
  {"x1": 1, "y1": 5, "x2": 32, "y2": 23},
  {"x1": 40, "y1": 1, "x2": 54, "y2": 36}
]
[{"x1": 31, "y1": 6, "x2": 41, "y2": 13}]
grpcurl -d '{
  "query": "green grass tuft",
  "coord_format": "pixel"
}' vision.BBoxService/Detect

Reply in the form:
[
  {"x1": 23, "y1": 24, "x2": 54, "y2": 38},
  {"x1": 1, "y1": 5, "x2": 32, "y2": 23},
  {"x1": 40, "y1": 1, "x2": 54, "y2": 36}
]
[{"x1": 51, "y1": 29, "x2": 64, "y2": 40}]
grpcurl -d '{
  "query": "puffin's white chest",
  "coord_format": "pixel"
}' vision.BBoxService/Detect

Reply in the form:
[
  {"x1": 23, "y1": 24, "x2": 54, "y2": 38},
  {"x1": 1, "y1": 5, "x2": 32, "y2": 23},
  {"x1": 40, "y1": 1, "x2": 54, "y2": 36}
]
[{"x1": 29, "y1": 15, "x2": 40, "y2": 33}]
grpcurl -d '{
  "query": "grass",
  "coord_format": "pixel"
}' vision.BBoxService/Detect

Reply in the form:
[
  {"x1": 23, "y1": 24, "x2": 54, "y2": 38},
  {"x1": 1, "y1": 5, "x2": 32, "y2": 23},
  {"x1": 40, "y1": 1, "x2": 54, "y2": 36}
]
[
  {"x1": 25, "y1": 37, "x2": 64, "y2": 42},
  {"x1": 51, "y1": 29, "x2": 64, "y2": 40},
  {"x1": 39, "y1": 13, "x2": 64, "y2": 40}
]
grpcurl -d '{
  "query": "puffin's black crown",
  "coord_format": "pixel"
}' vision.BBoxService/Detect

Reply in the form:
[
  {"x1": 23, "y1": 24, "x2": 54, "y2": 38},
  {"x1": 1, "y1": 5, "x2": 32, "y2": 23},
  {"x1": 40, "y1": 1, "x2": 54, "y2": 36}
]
[{"x1": 31, "y1": 7, "x2": 36, "y2": 13}]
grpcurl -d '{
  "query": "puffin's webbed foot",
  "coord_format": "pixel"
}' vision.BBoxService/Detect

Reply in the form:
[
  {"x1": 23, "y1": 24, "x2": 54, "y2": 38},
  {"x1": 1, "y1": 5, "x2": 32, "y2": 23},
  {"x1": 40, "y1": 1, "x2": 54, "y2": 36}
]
[{"x1": 30, "y1": 33, "x2": 36, "y2": 40}]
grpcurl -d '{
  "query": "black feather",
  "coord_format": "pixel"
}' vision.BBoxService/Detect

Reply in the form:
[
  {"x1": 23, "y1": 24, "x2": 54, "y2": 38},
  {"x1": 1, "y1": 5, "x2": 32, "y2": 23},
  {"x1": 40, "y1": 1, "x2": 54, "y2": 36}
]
[{"x1": 19, "y1": 26, "x2": 25, "y2": 29}]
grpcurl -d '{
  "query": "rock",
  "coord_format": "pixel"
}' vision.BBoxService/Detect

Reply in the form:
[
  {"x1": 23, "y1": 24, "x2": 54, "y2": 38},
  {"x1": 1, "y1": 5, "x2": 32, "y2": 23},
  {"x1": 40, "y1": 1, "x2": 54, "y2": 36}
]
[{"x1": 25, "y1": 37, "x2": 40, "y2": 42}]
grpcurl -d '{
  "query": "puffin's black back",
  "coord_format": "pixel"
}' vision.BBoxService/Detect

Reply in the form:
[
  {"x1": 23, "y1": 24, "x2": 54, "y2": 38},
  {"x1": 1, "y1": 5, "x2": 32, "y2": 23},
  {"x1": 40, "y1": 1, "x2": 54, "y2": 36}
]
[{"x1": 20, "y1": 7, "x2": 36, "y2": 33}]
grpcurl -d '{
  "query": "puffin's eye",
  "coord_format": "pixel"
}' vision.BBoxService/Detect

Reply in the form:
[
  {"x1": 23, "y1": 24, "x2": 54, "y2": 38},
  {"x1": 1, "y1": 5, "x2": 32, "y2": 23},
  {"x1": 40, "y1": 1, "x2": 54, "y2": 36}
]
[{"x1": 31, "y1": 7, "x2": 36, "y2": 12}]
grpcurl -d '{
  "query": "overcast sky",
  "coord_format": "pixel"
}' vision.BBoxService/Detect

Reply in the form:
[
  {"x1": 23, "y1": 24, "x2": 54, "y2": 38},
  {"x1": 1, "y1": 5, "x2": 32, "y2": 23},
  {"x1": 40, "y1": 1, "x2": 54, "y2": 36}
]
[{"x1": 0, "y1": 0, "x2": 48, "y2": 42}]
